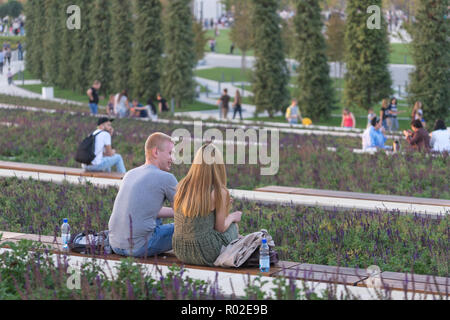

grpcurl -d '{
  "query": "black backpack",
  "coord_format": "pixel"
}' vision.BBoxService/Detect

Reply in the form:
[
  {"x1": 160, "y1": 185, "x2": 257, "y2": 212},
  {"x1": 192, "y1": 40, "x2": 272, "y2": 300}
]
[
  {"x1": 75, "y1": 131, "x2": 104, "y2": 165},
  {"x1": 68, "y1": 230, "x2": 112, "y2": 255}
]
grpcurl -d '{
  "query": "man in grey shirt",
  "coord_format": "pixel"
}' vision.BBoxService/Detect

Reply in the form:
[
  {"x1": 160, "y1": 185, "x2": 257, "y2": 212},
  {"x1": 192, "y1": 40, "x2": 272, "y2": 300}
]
[{"x1": 109, "y1": 132, "x2": 178, "y2": 257}]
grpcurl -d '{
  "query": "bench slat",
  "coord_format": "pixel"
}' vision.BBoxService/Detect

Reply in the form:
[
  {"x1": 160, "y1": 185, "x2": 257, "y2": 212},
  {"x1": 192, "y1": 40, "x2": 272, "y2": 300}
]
[
  {"x1": 358, "y1": 278, "x2": 450, "y2": 296},
  {"x1": 378, "y1": 271, "x2": 450, "y2": 286}
]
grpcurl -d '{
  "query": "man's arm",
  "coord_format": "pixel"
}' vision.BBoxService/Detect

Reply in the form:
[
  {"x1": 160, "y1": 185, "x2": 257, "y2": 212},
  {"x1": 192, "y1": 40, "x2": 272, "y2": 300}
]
[
  {"x1": 104, "y1": 145, "x2": 115, "y2": 157},
  {"x1": 87, "y1": 88, "x2": 93, "y2": 100},
  {"x1": 406, "y1": 132, "x2": 420, "y2": 145},
  {"x1": 157, "y1": 206, "x2": 174, "y2": 219},
  {"x1": 160, "y1": 174, "x2": 178, "y2": 219}
]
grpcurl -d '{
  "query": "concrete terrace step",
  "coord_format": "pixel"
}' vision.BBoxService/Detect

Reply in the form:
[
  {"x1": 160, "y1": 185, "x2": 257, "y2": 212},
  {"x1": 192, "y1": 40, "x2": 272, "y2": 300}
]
[
  {"x1": 254, "y1": 186, "x2": 450, "y2": 208},
  {"x1": 0, "y1": 103, "x2": 404, "y2": 139},
  {"x1": 0, "y1": 162, "x2": 447, "y2": 215},
  {"x1": 1, "y1": 231, "x2": 448, "y2": 297}
]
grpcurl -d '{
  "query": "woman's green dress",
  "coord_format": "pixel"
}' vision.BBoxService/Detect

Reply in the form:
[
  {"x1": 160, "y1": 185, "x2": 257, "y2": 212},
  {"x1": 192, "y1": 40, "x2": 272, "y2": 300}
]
[{"x1": 173, "y1": 210, "x2": 238, "y2": 266}]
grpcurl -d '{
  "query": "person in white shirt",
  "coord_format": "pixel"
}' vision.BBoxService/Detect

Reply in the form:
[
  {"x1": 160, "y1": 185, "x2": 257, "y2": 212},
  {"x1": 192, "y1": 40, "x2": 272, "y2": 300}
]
[
  {"x1": 85, "y1": 117, "x2": 126, "y2": 173},
  {"x1": 430, "y1": 119, "x2": 450, "y2": 153},
  {"x1": 114, "y1": 90, "x2": 131, "y2": 119}
]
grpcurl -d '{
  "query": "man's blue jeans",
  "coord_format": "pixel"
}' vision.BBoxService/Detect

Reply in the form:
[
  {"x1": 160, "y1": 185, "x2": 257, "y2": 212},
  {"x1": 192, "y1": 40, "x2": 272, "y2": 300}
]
[
  {"x1": 86, "y1": 154, "x2": 126, "y2": 173},
  {"x1": 89, "y1": 103, "x2": 99, "y2": 115},
  {"x1": 112, "y1": 219, "x2": 174, "y2": 258}
]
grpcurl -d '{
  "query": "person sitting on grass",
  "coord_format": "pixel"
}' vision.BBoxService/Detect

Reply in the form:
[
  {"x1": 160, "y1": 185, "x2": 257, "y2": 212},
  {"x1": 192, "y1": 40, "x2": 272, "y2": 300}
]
[
  {"x1": 172, "y1": 143, "x2": 242, "y2": 267},
  {"x1": 108, "y1": 133, "x2": 178, "y2": 258},
  {"x1": 403, "y1": 119, "x2": 431, "y2": 153},
  {"x1": 130, "y1": 99, "x2": 148, "y2": 118},
  {"x1": 367, "y1": 108, "x2": 377, "y2": 128},
  {"x1": 107, "y1": 94, "x2": 116, "y2": 117},
  {"x1": 429, "y1": 119, "x2": 450, "y2": 153},
  {"x1": 84, "y1": 117, "x2": 126, "y2": 174},
  {"x1": 146, "y1": 98, "x2": 158, "y2": 120},
  {"x1": 114, "y1": 90, "x2": 131, "y2": 119},
  {"x1": 362, "y1": 117, "x2": 390, "y2": 151}
]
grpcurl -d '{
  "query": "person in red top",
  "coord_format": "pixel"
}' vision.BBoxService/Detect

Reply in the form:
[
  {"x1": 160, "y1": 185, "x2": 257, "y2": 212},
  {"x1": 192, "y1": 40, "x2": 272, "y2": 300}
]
[{"x1": 341, "y1": 108, "x2": 356, "y2": 129}]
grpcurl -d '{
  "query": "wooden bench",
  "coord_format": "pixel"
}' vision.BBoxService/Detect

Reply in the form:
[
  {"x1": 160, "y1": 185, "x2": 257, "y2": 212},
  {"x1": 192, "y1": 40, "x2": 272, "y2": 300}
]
[
  {"x1": 1, "y1": 231, "x2": 448, "y2": 296},
  {"x1": 0, "y1": 160, "x2": 124, "y2": 180},
  {"x1": 254, "y1": 186, "x2": 450, "y2": 208},
  {"x1": 357, "y1": 271, "x2": 449, "y2": 296}
]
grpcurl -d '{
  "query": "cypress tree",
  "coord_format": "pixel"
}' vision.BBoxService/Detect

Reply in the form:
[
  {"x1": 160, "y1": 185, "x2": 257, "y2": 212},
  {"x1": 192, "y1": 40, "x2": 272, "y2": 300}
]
[
  {"x1": 89, "y1": 0, "x2": 112, "y2": 96},
  {"x1": 42, "y1": 0, "x2": 62, "y2": 85},
  {"x1": 70, "y1": 0, "x2": 93, "y2": 93},
  {"x1": 130, "y1": 0, "x2": 163, "y2": 101},
  {"x1": 24, "y1": 0, "x2": 45, "y2": 79},
  {"x1": 293, "y1": 0, "x2": 336, "y2": 121},
  {"x1": 161, "y1": 0, "x2": 196, "y2": 109},
  {"x1": 110, "y1": 0, "x2": 133, "y2": 94},
  {"x1": 407, "y1": 0, "x2": 450, "y2": 124},
  {"x1": 229, "y1": 0, "x2": 254, "y2": 71},
  {"x1": 251, "y1": 0, "x2": 290, "y2": 117},
  {"x1": 344, "y1": 0, "x2": 392, "y2": 110},
  {"x1": 57, "y1": 1, "x2": 74, "y2": 89}
]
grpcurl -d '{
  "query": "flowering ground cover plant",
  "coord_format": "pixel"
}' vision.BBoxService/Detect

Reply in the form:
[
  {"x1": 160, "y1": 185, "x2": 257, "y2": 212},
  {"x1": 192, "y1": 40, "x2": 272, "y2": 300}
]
[
  {"x1": 1, "y1": 109, "x2": 448, "y2": 198},
  {"x1": 0, "y1": 177, "x2": 448, "y2": 277},
  {"x1": 1, "y1": 240, "x2": 409, "y2": 300}
]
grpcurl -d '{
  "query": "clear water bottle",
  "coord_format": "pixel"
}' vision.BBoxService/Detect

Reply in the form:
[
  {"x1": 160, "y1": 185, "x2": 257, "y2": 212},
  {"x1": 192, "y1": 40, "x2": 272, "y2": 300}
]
[
  {"x1": 259, "y1": 237, "x2": 270, "y2": 273},
  {"x1": 61, "y1": 218, "x2": 70, "y2": 252}
]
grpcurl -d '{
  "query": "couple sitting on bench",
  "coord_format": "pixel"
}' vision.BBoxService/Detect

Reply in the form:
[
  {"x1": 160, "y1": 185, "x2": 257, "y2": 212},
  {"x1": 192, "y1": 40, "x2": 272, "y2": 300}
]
[{"x1": 108, "y1": 133, "x2": 242, "y2": 266}]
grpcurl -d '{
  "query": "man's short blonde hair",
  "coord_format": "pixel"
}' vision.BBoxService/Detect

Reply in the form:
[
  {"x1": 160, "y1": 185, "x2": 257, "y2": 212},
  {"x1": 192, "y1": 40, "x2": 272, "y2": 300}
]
[{"x1": 145, "y1": 132, "x2": 173, "y2": 159}]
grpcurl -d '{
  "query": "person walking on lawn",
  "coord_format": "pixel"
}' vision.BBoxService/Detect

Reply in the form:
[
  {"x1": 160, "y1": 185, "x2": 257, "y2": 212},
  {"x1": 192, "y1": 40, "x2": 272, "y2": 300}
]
[
  {"x1": 285, "y1": 99, "x2": 302, "y2": 125},
  {"x1": 108, "y1": 133, "x2": 178, "y2": 258},
  {"x1": 217, "y1": 88, "x2": 231, "y2": 119},
  {"x1": 87, "y1": 80, "x2": 102, "y2": 115},
  {"x1": 232, "y1": 89, "x2": 243, "y2": 120}
]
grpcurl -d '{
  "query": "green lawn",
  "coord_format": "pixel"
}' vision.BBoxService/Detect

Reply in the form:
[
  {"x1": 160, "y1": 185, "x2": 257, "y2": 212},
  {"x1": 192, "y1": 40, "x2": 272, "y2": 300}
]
[
  {"x1": 204, "y1": 29, "x2": 255, "y2": 56},
  {"x1": 204, "y1": 28, "x2": 413, "y2": 65},
  {"x1": 18, "y1": 83, "x2": 103, "y2": 105},
  {"x1": 18, "y1": 83, "x2": 217, "y2": 113},
  {"x1": 390, "y1": 43, "x2": 413, "y2": 65},
  {"x1": 0, "y1": 35, "x2": 24, "y2": 50},
  {"x1": 176, "y1": 100, "x2": 218, "y2": 112},
  {"x1": 195, "y1": 67, "x2": 253, "y2": 83},
  {"x1": 13, "y1": 69, "x2": 35, "y2": 81}
]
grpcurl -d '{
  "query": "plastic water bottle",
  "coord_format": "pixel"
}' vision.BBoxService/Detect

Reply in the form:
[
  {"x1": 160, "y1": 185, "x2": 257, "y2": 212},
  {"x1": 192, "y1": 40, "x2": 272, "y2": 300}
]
[
  {"x1": 259, "y1": 238, "x2": 270, "y2": 273},
  {"x1": 61, "y1": 218, "x2": 70, "y2": 252}
]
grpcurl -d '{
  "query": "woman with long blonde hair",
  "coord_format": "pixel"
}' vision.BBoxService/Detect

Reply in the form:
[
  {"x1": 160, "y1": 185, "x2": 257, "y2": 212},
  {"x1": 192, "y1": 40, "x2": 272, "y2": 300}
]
[
  {"x1": 412, "y1": 101, "x2": 423, "y2": 121},
  {"x1": 172, "y1": 143, "x2": 242, "y2": 266}
]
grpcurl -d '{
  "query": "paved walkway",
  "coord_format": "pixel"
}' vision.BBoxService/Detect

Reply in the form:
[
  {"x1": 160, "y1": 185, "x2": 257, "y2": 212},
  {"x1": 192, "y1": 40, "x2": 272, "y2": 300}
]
[
  {"x1": 0, "y1": 53, "x2": 84, "y2": 106},
  {"x1": 3, "y1": 50, "x2": 413, "y2": 123}
]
